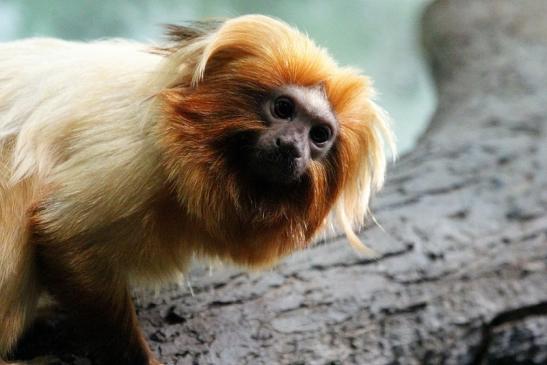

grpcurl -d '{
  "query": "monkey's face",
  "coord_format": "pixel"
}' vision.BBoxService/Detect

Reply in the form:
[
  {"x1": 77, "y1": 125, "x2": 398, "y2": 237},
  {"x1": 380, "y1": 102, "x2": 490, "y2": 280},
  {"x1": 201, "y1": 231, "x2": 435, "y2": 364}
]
[
  {"x1": 159, "y1": 15, "x2": 393, "y2": 266},
  {"x1": 249, "y1": 85, "x2": 338, "y2": 185},
  {"x1": 160, "y1": 77, "x2": 344, "y2": 252}
]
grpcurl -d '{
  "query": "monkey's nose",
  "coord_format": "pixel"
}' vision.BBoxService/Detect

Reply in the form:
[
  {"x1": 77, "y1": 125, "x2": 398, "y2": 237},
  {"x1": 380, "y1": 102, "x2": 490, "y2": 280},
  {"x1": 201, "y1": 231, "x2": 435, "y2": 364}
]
[{"x1": 275, "y1": 138, "x2": 302, "y2": 159}]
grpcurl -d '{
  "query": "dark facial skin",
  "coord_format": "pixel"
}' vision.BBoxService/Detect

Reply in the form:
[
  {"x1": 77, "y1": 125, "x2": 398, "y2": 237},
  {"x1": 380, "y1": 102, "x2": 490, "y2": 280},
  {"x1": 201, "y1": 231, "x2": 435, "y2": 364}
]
[{"x1": 250, "y1": 85, "x2": 339, "y2": 184}]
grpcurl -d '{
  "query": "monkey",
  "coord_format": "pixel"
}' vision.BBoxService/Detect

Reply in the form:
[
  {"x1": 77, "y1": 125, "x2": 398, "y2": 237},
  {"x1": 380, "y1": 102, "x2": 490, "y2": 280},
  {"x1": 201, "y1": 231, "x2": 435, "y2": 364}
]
[{"x1": 0, "y1": 15, "x2": 394, "y2": 365}]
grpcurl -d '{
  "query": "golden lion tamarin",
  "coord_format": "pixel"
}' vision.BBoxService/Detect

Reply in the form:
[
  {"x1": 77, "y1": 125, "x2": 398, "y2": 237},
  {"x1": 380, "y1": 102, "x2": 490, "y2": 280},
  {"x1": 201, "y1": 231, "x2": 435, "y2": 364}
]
[{"x1": 0, "y1": 15, "x2": 394, "y2": 365}]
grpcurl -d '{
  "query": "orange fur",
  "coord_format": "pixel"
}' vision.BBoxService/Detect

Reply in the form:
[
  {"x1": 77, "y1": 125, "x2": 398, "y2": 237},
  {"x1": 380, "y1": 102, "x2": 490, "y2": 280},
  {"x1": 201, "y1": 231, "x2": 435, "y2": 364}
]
[{"x1": 158, "y1": 16, "x2": 391, "y2": 266}]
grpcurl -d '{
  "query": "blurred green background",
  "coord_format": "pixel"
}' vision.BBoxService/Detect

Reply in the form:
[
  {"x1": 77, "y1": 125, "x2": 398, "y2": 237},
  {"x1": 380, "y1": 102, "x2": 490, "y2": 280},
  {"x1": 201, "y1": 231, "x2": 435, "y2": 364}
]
[{"x1": 0, "y1": 0, "x2": 435, "y2": 153}]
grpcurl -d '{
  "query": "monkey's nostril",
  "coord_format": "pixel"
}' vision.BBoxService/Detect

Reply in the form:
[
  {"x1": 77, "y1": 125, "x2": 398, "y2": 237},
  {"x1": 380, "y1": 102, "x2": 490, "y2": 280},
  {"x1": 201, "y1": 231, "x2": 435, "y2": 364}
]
[{"x1": 275, "y1": 138, "x2": 281, "y2": 147}]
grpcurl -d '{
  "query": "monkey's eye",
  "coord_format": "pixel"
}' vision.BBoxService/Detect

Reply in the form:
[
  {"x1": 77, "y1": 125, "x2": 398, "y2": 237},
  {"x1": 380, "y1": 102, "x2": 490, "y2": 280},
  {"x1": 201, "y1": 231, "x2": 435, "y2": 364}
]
[
  {"x1": 310, "y1": 125, "x2": 332, "y2": 145},
  {"x1": 273, "y1": 96, "x2": 295, "y2": 120}
]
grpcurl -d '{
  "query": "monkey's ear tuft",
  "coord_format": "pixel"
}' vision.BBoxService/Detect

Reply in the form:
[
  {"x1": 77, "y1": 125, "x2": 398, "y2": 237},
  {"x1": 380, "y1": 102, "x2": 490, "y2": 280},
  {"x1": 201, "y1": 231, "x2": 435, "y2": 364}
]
[
  {"x1": 165, "y1": 20, "x2": 224, "y2": 43},
  {"x1": 153, "y1": 20, "x2": 224, "y2": 55}
]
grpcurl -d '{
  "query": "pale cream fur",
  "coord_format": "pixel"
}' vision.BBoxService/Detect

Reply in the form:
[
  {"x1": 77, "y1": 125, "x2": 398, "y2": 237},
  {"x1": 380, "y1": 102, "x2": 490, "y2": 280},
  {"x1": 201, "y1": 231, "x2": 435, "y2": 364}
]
[{"x1": 0, "y1": 38, "x2": 173, "y2": 357}]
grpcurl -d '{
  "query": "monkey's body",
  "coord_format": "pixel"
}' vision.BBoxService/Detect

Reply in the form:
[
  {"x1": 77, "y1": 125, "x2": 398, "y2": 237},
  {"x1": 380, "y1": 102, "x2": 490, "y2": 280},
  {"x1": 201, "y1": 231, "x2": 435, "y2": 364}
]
[
  {"x1": 0, "y1": 16, "x2": 393, "y2": 364},
  {"x1": 0, "y1": 39, "x2": 190, "y2": 363}
]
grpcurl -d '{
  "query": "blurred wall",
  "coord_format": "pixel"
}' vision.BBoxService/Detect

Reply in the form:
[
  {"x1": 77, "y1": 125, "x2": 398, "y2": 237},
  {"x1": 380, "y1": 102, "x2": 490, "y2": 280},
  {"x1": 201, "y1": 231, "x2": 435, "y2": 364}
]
[{"x1": 0, "y1": 0, "x2": 435, "y2": 153}]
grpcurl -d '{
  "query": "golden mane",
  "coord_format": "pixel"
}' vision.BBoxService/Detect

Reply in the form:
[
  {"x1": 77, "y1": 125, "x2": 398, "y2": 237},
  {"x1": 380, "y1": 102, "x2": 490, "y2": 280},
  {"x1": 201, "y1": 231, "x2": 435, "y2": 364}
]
[{"x1": 156, "y1": 15, "x2": 395, "y2": 265}]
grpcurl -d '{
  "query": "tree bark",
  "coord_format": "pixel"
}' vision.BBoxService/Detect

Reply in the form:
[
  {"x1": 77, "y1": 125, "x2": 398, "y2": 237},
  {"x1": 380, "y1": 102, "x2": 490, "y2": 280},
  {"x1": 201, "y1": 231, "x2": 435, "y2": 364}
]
[{"x1": 13, "y1": 0, "x2": 547, "y2": 364}]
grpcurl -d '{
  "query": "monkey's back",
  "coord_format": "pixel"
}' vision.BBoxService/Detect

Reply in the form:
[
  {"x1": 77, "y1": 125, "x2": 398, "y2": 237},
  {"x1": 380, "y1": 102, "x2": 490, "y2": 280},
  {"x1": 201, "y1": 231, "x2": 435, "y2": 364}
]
[
  {"x1": 0, "y1": 39, "x2": 178, "y2": 274},
  {"x1": 0, "y1": 38, "x2": 163, "y2": 178}
]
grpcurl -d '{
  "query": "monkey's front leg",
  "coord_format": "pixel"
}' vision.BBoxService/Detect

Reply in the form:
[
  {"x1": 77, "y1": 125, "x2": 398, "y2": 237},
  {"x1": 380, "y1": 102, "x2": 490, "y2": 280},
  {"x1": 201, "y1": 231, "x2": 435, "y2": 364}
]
[{"x1": 34, "y1": 238, "x2": 160, "y2": 365}]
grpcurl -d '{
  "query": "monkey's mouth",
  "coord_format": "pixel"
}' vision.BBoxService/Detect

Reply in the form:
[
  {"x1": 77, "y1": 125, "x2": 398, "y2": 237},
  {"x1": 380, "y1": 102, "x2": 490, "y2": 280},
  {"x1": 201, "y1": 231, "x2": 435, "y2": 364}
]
[{"x1": 249, "y1": 150, "x2": 306, "y2": 185}]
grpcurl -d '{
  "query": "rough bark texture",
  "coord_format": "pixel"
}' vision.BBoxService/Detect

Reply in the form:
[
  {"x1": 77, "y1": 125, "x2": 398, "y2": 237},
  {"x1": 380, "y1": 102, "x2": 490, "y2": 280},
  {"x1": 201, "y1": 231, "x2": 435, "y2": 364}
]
[{"x1": 11, "y1": 0, "x2": 547, "y2": 364}]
